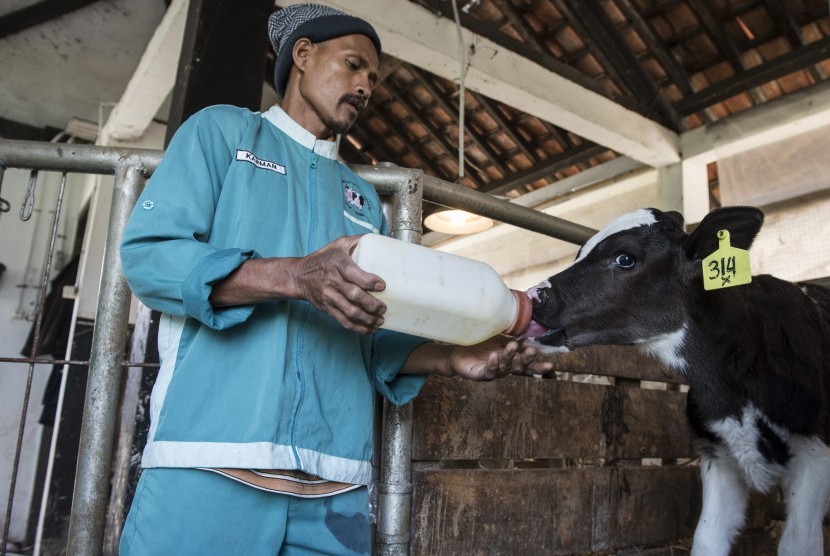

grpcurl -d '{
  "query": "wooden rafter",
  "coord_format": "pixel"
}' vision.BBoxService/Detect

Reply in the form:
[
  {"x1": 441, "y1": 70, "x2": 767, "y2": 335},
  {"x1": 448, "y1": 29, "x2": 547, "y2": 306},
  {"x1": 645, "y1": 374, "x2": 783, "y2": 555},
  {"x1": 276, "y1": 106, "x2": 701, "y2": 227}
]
[
  {"x1": 557, "y1": 0, "x2": 680, "y2": 129},
  {"x1": 686, "y1": 0, "x2": 768, "y2": 105},
  {"x1": 761, "y1": 0, "x2": 823, "y2": 82},
  {"x1": 484, "y1": 142, "x2": 609, "y2": 196},
  {"x1": 366, "y1": 100, "x2": 450, "y2": 180},
  {"x1": 675, "y1": 34, "x2": 830, "y2": 115},
  {"x1": 405, "y1": 66, "x2": 513, "y2": 179}
]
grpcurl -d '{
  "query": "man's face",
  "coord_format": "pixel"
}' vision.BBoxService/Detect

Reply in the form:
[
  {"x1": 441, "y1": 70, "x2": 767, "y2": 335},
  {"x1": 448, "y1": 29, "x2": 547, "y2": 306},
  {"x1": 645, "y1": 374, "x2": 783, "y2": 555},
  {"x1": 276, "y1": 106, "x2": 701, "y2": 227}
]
[{"x1": 298, "y1": 34, "x2": 379, "y2": 136}]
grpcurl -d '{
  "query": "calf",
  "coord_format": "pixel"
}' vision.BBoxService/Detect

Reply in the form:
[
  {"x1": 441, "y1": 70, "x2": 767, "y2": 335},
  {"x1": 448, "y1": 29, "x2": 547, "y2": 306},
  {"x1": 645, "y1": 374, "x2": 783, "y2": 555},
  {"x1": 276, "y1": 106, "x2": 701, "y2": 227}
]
[{"x1": 522, "y1": 206, "x2": 830, "y2": 556}]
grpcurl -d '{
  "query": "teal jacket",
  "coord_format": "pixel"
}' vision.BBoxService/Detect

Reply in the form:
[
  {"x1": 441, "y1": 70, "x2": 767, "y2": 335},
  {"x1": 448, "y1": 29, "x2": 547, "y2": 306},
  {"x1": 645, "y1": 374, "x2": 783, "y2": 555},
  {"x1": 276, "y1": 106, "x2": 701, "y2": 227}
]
[{"x1": 120, "y1": 105, "x2": 426, "y2": 485}]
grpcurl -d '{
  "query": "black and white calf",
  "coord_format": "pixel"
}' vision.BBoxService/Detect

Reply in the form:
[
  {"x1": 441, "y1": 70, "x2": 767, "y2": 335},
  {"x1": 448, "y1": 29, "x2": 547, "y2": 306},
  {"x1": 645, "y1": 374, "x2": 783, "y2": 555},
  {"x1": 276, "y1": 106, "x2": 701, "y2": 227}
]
[{"x1": 523, "y1": 206, "x2": 830, "y2": 556}]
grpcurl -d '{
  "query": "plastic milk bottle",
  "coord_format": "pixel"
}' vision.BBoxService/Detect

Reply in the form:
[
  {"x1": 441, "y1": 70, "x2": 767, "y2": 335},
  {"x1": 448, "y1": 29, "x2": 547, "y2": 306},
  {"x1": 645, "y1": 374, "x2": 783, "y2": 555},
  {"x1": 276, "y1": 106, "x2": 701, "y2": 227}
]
[{"x1": 351, "y1": 234, "x2": 532, "y2": 345}]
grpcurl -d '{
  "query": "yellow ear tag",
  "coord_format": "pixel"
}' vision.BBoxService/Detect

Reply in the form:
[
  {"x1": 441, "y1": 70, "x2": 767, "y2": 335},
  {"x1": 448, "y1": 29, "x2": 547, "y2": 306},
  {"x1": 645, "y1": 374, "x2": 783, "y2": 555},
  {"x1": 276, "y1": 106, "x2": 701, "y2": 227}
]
[{"x1": 702, "y1": 229, "x2": 752, "y2": 291}]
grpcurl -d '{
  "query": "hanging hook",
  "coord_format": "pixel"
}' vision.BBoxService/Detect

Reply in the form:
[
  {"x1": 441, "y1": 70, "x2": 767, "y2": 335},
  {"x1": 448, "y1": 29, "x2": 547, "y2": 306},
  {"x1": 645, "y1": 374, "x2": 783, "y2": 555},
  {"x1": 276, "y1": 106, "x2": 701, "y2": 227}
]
[
  {"x1": 0, "y1": 165, "x2": 9, "y2": 215},
  {"x1": 20, "y1": 170, "x2": 38, "y2": 221}
]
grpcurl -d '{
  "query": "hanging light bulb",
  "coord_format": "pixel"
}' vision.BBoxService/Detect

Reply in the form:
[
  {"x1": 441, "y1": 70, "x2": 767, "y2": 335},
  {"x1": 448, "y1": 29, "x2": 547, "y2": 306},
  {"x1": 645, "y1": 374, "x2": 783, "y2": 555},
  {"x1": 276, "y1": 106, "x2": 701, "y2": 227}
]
[{"x1": 423, "y1": 208, "x2": 494, "y2": 235}]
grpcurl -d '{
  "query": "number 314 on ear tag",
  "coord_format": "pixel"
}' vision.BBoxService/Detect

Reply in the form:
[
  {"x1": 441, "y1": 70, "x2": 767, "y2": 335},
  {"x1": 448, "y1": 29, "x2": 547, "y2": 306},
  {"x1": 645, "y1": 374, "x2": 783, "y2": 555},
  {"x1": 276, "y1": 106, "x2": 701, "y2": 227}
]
[{"x1": 702, "y1": 229, "x2": 752, "y2": 291}]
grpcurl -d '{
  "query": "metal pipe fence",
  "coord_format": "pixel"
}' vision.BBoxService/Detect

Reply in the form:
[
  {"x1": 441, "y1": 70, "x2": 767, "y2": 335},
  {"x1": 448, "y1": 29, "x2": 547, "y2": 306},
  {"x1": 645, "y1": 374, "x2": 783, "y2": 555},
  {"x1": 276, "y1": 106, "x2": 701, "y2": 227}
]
[
  {"x1": 1, "y1": 170, "x2": 67, "y2": 556},
  {"x1": 0, "y1": 139, "x2": 591, "y2": 556},
  {"x1": 0, "y1": 140, "x2": 162, "y2": 556}
]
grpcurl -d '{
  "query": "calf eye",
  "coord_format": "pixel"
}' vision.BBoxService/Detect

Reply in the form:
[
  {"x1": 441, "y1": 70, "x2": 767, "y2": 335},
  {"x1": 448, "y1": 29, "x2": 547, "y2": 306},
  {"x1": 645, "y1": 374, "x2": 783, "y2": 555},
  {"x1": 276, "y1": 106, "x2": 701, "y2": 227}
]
[{"x1": 614, "y1": 253, "x2": 636, "y2": 268}]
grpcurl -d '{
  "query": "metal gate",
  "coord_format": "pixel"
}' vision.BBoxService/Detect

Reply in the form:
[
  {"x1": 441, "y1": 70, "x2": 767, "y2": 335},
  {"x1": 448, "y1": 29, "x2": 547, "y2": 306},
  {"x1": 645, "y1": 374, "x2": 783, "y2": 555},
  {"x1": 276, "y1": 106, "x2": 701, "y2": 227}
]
[{"x1": 0, "y1": 138, "x2": 592, "y2": 556}]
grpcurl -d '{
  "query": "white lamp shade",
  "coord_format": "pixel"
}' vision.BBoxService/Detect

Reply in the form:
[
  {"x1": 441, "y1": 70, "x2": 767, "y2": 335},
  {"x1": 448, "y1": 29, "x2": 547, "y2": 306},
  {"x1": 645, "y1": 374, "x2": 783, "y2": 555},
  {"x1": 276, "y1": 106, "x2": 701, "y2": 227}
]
[{"x1": 423, "y1": 209, "x2": 494, "y2": 235}]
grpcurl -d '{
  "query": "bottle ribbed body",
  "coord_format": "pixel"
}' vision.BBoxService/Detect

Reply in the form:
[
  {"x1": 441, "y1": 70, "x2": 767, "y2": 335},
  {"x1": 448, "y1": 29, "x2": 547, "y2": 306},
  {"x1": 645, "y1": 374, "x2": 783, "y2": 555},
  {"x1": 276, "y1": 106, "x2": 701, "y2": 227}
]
[{"x1": 351, "y1": 234, "x2": 529, "y2": 345}]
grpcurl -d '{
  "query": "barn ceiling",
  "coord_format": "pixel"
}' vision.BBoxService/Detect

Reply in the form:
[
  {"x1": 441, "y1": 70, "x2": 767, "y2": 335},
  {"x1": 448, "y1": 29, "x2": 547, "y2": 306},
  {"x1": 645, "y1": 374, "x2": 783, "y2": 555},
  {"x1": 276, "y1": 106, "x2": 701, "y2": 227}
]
[
  {"x1": 1, "y1": 0, "x2": 829, "y2": 211},
  {"x1": 339, "y1": 0, "x2": 830, "y2": 209}
]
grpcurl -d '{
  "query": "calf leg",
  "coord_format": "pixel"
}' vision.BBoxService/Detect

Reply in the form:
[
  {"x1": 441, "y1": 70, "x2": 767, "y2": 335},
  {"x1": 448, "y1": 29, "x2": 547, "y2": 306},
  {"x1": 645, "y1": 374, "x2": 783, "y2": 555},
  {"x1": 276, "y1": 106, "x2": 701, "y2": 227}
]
[
  {"x1": 778, "y1": 436, "x2": 830, "y2": 556},
  {"x1": 691, "y1": 454, "x2": 749, "y2": 556}
]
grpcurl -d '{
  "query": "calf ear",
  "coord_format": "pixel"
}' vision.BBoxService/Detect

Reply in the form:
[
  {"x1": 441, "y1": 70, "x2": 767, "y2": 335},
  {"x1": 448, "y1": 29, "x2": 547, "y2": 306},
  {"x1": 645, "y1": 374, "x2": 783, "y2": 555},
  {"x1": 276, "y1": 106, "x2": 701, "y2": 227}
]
[
  {"x1": 683, "y1": 206, "x2": 764, "y2": 261},
  {"x1": 664, "y1": 210, "x2": 685, "y2": 228}
]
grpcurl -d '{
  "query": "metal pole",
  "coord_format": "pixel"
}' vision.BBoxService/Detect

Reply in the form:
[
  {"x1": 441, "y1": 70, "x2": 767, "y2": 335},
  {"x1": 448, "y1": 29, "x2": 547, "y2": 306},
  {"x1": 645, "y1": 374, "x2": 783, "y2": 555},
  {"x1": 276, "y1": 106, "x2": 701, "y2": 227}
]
[
  {"x1": 351, "y1": 163, "x2": 597, "y2": 244},
  {"x1": 0, "y1": 140, "x2": 590, "y2": 242},
  {"x1": 352, "y1": 165, "x2": 423, "y2": 243},
  {"x1": 358, "y1": 167, "x2": 422, "y2": 556},
  {"x1": 65, "y1": 163, "x2": 146, "y2": 556},
  {"x1": 102, "y1": 303, "x2": 153, "y2": 556},
  {"x1": 0, "y1": 139, "x2": 162, "y2": 175},
  {"x1": 422, "y1": 174, "x2": 596, "y2": 244},
  {"x1": 376, "y1": 402, "x2": 414, "y2": 556}
]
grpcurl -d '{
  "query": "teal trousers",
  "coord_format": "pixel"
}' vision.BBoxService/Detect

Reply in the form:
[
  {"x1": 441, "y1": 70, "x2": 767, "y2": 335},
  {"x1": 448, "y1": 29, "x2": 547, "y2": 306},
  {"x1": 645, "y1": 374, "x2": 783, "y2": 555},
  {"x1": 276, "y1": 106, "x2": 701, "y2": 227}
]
[{"x1": 119, "y1": 468, "x2": 371, "y2": 555}]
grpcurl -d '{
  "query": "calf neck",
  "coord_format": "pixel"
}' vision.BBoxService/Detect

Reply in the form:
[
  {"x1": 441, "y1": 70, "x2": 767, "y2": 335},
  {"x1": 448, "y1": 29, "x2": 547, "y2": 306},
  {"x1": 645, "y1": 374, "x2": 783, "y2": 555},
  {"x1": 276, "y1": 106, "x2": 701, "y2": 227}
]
[{"x1": 524, "y1": 207, "x2": 830, "y2": 555}]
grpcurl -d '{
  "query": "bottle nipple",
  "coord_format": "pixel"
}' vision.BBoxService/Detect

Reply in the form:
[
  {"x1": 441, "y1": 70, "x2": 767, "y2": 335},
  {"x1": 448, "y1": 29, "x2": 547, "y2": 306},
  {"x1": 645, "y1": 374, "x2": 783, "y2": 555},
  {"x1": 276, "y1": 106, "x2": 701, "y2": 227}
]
[{"x1": 503, "y1": 290, "x2": 533, "y2": 337}]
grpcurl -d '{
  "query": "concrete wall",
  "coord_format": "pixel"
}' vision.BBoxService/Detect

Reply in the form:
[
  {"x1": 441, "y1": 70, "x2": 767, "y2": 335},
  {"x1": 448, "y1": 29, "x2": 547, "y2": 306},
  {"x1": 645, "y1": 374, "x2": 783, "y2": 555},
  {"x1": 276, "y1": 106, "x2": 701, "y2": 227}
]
[{"x1": 752, "y1": 189, "x2": 830, "y2": 282}]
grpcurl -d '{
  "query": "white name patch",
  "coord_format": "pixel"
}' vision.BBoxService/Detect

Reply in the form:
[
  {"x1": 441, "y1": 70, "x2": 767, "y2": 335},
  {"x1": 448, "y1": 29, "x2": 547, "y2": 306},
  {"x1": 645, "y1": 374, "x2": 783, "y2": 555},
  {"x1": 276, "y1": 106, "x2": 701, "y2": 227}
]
[{"x1": 236, "y1": 150, "x2": 286, "y2": 175}]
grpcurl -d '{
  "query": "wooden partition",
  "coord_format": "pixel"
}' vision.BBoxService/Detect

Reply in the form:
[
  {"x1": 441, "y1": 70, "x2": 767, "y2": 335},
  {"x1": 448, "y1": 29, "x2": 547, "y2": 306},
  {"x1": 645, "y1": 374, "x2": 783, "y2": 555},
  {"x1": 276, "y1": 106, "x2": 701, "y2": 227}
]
[{"x1": 409, "y1": 345, "x2": 780, "y2": 555}]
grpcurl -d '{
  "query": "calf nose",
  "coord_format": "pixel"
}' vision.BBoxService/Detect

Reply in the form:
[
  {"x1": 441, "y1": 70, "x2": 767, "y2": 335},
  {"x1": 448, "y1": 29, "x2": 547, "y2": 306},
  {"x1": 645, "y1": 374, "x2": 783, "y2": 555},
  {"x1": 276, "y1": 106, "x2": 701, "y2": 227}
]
[
  {"x1": 525, "y1": 280, "x2": 561, "y2": 327},
  {"x1": 531, "y1": 288, "x2": 550, "y2": 315},
  {"x1": 519, "y1": 283, "x2": 562, "y2": 342},
  {"x1": 526, "y1": 280, "x2": 551, "y2": 304}
]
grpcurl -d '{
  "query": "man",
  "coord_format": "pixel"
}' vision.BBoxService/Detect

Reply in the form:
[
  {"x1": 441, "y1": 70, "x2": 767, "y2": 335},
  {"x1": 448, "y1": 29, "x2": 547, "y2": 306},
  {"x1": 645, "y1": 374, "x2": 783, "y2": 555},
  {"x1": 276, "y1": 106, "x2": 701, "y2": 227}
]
[{"x1": 118, "y1": 4, "x2": 552, "y2": 554}]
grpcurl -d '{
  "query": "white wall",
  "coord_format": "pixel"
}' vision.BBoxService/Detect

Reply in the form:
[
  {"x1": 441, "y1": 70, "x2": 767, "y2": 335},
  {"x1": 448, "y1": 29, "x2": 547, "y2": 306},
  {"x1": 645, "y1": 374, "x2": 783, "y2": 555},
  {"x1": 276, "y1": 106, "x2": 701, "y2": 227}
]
[
  {"x1": 0, "y1": 167, "x2": 90, "y2": 546},
  {"x1": 752, "y1": 190, "x2": 830, "y2": 283}
]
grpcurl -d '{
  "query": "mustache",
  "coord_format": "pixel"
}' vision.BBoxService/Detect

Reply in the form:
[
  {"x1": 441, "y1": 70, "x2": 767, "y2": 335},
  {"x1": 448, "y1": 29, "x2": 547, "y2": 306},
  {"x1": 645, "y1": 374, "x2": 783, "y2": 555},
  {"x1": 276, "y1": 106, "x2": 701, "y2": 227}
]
[{"x1": 339, "y1": 93, "x2": 367, "y2": 113}]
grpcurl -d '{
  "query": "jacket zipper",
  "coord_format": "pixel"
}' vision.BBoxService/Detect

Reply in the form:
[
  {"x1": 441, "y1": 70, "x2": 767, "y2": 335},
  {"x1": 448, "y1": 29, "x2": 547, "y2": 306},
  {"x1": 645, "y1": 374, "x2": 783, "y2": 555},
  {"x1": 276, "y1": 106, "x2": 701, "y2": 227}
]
[{"x1": 289, "y1": 153, "x2": 319, "y2": 469}]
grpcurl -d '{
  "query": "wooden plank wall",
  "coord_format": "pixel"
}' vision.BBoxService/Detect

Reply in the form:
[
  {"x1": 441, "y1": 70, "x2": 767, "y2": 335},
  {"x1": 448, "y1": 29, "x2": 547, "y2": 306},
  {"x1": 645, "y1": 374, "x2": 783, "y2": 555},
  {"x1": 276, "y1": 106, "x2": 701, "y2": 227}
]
[{"x1": 409, "y1": 345, "x2": 781, "y2": 555}]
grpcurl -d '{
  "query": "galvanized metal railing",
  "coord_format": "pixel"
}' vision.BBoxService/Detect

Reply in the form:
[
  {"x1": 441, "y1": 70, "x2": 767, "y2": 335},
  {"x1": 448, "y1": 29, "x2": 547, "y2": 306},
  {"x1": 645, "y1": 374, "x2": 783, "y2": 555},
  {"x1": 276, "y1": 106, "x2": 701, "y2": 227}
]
[
  {"x1": 0, "y1": 140, "x2": 162, "y2": 556},
  {"x1": 350, "y1": 163, "x2": 594, "y2": 556},
  {"x1": 0, "y1": 138, "x2": 593, "y2": 556}
]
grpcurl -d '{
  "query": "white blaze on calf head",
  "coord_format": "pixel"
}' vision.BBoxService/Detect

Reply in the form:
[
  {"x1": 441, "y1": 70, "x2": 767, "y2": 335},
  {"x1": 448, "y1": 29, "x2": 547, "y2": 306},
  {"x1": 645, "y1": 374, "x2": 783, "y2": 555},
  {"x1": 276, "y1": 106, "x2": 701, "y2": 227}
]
[{"x1": 573, "y1": 208, "x2": 658, "y2": 265}]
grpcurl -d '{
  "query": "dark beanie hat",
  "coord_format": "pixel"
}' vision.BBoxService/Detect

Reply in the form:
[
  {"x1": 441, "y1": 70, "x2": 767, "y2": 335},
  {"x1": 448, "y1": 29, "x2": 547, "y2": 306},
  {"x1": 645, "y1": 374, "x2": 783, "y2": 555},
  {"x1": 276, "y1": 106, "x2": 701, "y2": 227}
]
[{"x1": 268, "y1": 4, "x2": 382, "y2": 97}]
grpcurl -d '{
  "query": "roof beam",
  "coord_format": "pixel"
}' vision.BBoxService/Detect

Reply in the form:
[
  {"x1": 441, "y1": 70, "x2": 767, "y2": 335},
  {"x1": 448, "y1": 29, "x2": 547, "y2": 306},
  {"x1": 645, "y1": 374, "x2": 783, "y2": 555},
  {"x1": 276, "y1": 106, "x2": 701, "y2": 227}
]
[
  {"x1": 0, "y1": 116, "x2": 60, "y2": 141},
  {"x1": 556, "y1": 0, "x2": 680, "y2": 129},
  {"x1": 686, "y1": 0, "x2": 767, "y2": 105},
  {"x1": 275, "y1": 0, "x2": 680, "y2": 168},
  {"x1": 675, "y1": 35, "x2": 830, "y2": 116},
  {"x1": 614, "y1": 0, "x2": 707, "y2": 123},
  {"x1": 0, "y1": 0, "x2": 101, "y2": 40},
  {"x1": 347, "y1": 126, "x2": 399, "y2": 165},
  {"x1": 761, "y1": 0, "x2": 823, "y2": 82},
  {"x1": 404, "y1": 67, "x2": 511, "y2": 180},
  {"x1": 483, "y1": 143, "x2": 609, "y2": 196},
  {"x1": 102, "y1": 0, "x2": 188, "y2": 141},
  {"x1": 487, "y1": 0, "x2": 549, "y2": 53},
  {"x1": 681, "y1": 78, "x2": 830, "y2": 164},
  {"x1": 164, "y1": 0, "x2": 272, "y2": 140},
  {"x1": 365, "y1": 103, "x2": 450, "y2": 179},
  {"x1": 472, "y1": 95, "x2": 539, "y2": 164}
]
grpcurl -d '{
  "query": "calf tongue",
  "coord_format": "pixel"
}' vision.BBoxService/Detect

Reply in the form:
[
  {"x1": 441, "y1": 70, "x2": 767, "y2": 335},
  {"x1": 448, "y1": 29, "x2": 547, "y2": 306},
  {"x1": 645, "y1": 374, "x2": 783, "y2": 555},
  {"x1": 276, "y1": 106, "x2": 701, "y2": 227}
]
[{"x1": 517, "y1": 319, "x2": 551, "y2": 340}]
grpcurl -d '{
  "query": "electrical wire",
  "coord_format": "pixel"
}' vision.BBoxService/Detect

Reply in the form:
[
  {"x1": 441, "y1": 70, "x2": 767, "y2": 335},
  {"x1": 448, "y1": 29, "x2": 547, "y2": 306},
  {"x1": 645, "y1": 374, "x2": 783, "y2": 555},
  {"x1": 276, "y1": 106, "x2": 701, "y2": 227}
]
[{"x1": 450, "y1": 0, "x2": 467, "y2": 181}]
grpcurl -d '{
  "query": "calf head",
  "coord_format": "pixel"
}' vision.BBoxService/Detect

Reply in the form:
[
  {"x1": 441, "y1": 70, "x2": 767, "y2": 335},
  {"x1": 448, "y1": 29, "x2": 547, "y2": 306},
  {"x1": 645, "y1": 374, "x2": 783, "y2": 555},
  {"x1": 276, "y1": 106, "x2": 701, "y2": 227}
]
[{"x1": 523, "y1": 206, "x2": 764, "y2": 367}]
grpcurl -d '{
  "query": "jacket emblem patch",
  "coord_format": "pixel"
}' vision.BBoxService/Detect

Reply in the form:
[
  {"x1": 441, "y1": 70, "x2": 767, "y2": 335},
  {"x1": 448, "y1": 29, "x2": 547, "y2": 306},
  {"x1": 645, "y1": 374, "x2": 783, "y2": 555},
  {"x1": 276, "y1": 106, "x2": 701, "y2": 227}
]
[
  {"x1": 344, "y1": 185, "x2": 366, "y2": 211},
  {"x1": 342, "y1": 180, "x2": 377, "y2": 232}
]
